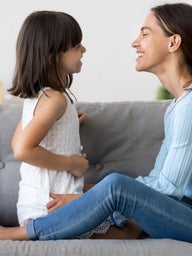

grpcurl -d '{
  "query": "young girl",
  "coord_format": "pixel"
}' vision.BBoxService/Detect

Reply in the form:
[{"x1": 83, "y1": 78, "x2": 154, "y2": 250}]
[
  {"x1": 1, "y1": 2, "x2": 192, "y2": 242},
  {"x1": 7, "y1": 10, "x2": 89, "y2": 227}
]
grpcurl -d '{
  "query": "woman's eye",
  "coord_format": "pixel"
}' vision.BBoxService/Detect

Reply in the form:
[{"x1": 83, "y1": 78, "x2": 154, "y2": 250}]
[
  {"x1": 142, "y1": 31, "x2": 147, "y2": 36},
  {"x1": 141, "y1": 29, "x2": 148, "y2": 37}
]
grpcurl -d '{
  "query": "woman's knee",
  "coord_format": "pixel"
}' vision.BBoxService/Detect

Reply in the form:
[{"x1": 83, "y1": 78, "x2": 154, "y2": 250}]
[{"x1": 102, "y1": 172, "x2": 131, "y2": 188}]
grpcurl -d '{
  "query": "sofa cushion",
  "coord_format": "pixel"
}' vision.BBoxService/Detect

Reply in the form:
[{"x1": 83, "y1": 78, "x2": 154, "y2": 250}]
[
  {"x1": 0, "y1": 238, "x2": 191, "y2": 256},
  {"x1": 76, "y1": 101, "x2": 170, "y2": 184},
  {"x1": 0, "y1": 104, "x2": 22, "y2": 226}
]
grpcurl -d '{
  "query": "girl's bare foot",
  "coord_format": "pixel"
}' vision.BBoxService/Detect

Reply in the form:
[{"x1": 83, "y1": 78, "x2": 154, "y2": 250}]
[{"x1": 0, "y1": 226, "x2": 29, "y2": 241}]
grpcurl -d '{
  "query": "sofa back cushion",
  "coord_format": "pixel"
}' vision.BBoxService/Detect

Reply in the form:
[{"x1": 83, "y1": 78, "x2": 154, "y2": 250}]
[
  {"x1": 0, "y1": 104, "x2": 22, "y2": 226},
  {"x1": 76, "y1": 101, "x2": 170, "y2": 184}
]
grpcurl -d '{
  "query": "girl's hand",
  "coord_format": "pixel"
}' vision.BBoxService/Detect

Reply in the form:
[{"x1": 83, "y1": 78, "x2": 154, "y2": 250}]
[
  {"x1": 77, "y1": 111, "x2": 87, "y2": 124},
  {"x1": 68, "y1": 154, "x2": 89, "y2": 178},
  {"x1": 46, "y1": 193, "x2": 81, "y2": 213}
]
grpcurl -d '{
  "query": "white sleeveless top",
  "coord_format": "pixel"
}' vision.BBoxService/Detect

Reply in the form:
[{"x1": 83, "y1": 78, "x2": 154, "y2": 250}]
[{"x1": 17, "y1": 88, "x2": 84, "y2": 226}]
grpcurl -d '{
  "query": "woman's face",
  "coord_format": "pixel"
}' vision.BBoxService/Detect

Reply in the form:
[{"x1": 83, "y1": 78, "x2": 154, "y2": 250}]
[{"x1": 132, "y1": 11, "x2": 172, "y2": 75}]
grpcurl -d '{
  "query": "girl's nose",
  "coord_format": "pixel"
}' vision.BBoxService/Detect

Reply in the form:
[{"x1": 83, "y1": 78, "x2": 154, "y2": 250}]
[{"x1": 81, "y1": 44, "x2": 86, "y2": 53}]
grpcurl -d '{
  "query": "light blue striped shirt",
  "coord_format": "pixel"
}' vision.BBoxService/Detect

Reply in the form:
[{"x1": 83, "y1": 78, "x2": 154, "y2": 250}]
[{"x1": 136, "y1": 88, "x2": 192, "y2": 199}]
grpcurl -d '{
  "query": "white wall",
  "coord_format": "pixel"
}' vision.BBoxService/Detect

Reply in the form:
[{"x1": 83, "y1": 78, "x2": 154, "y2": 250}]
[{"x1": 1, "y1": 0, "x2": 192, "y2": 102}]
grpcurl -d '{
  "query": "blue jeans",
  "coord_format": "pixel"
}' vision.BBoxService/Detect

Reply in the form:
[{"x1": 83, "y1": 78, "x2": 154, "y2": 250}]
[{"x1": 26, "y1": 173, "x2": 192, "y2": 242}]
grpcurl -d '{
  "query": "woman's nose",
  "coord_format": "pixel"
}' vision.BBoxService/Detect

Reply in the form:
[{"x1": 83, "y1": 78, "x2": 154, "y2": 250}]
[{"x1": 131, "y1": 38, "x2": 139, "y2": 48}]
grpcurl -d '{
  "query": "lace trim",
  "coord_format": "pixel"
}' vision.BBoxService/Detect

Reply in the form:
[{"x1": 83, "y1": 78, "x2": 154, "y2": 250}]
[{"x1": 76, "y1": 220, "x2": 113, "y2": 239}]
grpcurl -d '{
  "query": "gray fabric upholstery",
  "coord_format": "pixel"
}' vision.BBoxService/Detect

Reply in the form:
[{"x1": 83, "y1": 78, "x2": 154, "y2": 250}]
[
  {"x1": 0, "y1": 239, "x2": 191, "y2": 256},
  {"x1": 0, "y1": 104, "x2": 22, "y2": 226},
  {"x1": 0, "y1": 101, "x2": 191, "y2": 255},
  {"x1": 77, "y1": 101, "x2": 169, "y2": 183}
]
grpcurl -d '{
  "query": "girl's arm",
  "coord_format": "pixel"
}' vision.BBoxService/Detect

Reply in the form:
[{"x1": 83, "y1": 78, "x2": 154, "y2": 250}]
[
  {"x1": 12, "y1": 89, "x2": 88, "y2": 178},
  {"x1": 12, "y1": 112, "x2": 86, "y2": 150},
  {"x1": 12, "y1": 119, "x2": 22, "y2": 151}
]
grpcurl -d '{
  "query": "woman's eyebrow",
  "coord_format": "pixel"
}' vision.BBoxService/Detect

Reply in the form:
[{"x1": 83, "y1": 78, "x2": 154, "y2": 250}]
[{"x1": 141, "y1": 26, "x2": 151, "y2": 32}]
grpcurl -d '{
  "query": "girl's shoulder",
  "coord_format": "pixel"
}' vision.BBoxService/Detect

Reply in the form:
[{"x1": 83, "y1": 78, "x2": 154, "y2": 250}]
[
  {"x1": 39, "y1": 88, "x2": 67, "y2": 103},
  {"x1": 35, "y1": 88, "x2": 68, "y2": 119},
  {"x1": 38, "y1": 87, "x2": 74, "y2": 105}
]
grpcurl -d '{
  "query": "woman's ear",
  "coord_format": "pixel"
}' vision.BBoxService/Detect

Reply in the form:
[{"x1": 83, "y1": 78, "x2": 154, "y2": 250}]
[{"x1": 168, "y1": 34, "x2": 182, "y2": 53}]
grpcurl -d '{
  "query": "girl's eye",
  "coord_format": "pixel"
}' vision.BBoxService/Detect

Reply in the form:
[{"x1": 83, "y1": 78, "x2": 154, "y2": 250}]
[{"x1": 75, "y1": 44, "x2": 81, "y2": 49}]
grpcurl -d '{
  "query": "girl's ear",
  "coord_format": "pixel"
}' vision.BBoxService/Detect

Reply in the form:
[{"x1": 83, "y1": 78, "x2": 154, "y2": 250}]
[{"x1": 168, "y1": 34, "x2": 182, "y2": 53}]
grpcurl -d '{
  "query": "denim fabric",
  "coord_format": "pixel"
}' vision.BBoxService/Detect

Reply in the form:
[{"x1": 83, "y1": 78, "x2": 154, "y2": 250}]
[{"x1": 26, "y1": 173, "x2": 192, "y2": 242}]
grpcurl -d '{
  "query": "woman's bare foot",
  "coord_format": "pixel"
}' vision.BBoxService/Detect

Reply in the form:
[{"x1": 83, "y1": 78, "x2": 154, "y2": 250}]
[
  {"x1": 91, "y1": 219, "x2": 145, "y2": 240},
  {"x1": 0, "y1": 226, "x2": 29, "y2": 241}
]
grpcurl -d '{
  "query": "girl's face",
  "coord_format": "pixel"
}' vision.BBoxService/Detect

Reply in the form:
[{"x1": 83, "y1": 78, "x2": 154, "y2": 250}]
[
  {"x1": 132, "y1": 11, "x2": 172, "y2": 75},
  {"x1": 58, "y1": 43, "x2": 86, "y2": 75}
]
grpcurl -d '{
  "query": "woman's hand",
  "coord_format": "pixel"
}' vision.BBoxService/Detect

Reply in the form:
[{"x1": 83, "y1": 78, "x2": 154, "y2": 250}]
[{"x1": 46, "y1": 193, "x2": 81, "y2": 213}]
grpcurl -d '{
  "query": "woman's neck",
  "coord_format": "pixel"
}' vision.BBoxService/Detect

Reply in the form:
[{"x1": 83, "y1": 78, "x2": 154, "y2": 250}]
[
  {"x1": 155, "y1": 59, "x2": 192, "y2": 99},
  {"x1": 158, "y1": 75, "x2": 192, "y2": 99}
]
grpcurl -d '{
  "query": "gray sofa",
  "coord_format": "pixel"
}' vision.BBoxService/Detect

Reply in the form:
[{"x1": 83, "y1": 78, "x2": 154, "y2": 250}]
[{"x1": 0, "y1": 101, "x2": 192, "y2": 256}]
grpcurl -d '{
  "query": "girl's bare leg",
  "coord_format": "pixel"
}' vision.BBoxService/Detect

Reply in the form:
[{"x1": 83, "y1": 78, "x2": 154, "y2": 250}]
[{"x1": 0, "y1": 223, "x2": 29, "y2": 241}]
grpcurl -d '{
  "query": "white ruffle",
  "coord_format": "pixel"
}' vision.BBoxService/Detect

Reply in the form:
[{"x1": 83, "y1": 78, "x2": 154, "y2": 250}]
[{"x1": 76, "y1": 220, "x2": 113, "y2": 239}]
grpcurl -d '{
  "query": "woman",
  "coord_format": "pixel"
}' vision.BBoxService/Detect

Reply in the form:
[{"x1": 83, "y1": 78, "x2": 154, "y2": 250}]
[{"x1": 1, "y1": 2, "x2": 192, "y2": 242}]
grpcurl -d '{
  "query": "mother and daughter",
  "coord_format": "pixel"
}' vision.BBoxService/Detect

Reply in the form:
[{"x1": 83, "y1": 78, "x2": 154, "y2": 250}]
[{"x1": 0, "y1": 2, "x2": 192, "y2": 242}]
